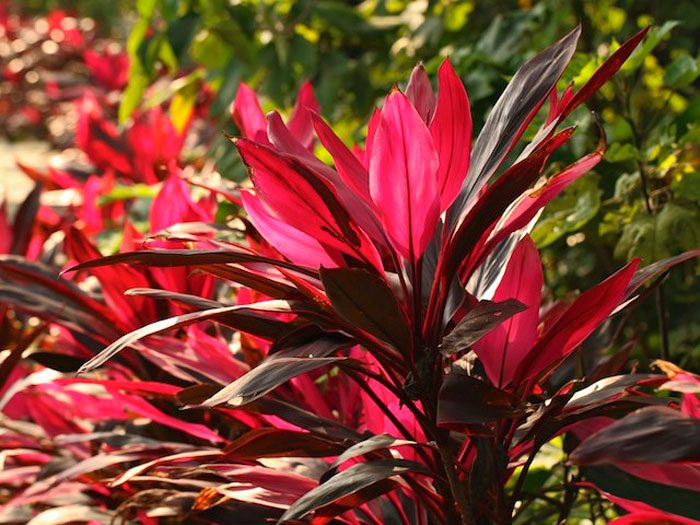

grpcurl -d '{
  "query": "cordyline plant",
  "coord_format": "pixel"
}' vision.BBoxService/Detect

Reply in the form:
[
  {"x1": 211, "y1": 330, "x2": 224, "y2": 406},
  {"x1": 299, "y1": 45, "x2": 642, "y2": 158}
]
[{"x1": 2, "y1": 25, "x2": 700, "y2": 524}]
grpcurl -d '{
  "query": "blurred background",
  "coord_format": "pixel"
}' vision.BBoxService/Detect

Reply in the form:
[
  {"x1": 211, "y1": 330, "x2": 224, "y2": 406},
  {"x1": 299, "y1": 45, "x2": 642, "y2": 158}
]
[{"x1": 2, "y1": 0, "x2": 700, "y2": 369}]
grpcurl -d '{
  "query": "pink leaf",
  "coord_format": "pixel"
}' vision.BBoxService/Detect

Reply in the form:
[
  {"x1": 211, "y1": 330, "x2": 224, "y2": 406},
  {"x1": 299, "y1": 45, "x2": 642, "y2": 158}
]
[
  {"x1": 288, "y1": 80, "x2": 320, "y2": 150},
  {"x1": 430, "y1": 58, "x2": 472, "y2": 212},
  {"x1": 405, "y1": 63, "x2": 436, "y2": 122},
  {"x1": 312, "y1": 113, "x2": 372, "y2": 205},
  {"x1": 237, "y1": 138, "x2": 381, "y2": 270},
  {"x1": 149, "y1": 175, "x2": 213, "y2": 233},
  {"x1": 232, "y1": 82, "x2": 268, "y2": 143},
  {"x1": 369, "y1": 91, "x2": 440, "y2": 261},
  {"x1": 241, "y1": 190, "x2": 338, "y2": 268},
  {"x1": 473, "y1": 236, "x2": 541, "y2": 388}
]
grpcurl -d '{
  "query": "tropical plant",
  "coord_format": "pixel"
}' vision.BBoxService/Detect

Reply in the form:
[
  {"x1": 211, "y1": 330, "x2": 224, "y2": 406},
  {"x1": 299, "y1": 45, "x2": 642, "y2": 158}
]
[
  {"x1": 1, "y1": 9, "x2": 700, "y2": 523},
  {"x1": 17, "y1": 25, "x2": 689, "y2": 524}
]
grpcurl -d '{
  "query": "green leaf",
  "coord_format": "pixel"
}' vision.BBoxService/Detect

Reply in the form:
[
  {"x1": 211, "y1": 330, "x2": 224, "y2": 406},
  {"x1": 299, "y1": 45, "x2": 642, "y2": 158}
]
[
  {"x1": 615, "y1": 203, "x2": 700, "y2": 264},
  {"x1": 166, "y1": 12, "x2": 201, "y2": 63},
  {"x1": 672, "y1": 171, "x2": 700, "y2": 203},
  {"x1": 119, "y1": 70, "x2": 150, "y2": 124},
  {"x1": 665, "y1": 54, "x2": 700, "y2": 88},
  {"x1": 533, "y1": 174, "x2": 601, "y2": 248},
  {"x1": 98, "y1": 184, "x2": 159, "y2": 206},
  {"x1": 605, "y1": 142, "x2": 639, "y2": 163},
  {"x1": 622, "y1": 20, "x2": 680, "y2": 72}
]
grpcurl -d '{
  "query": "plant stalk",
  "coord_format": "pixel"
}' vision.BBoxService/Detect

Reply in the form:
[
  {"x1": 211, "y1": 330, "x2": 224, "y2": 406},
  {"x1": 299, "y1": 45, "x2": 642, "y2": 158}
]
[{"x1": 435, "y1": 430, "x2": 474, "y2": 525}]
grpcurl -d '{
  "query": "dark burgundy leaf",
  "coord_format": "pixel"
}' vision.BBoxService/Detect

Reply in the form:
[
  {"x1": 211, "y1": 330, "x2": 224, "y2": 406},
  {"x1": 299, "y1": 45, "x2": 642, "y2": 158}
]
[
  {"x1": 222, "y1": 428, "x2": 346, "y2": 460},
  {"x1": 437, "y1": 370, "x2": 523, "y2": 428},
  {"x1": 78, "y1": 302, "x2": 292, "y2": 374},
  {"x1": 570, "y1": 406, "x2": 700, "y2": 465},
  {"x1": 444, "y1": 129, "x2": 574, "y2": 280},
  {"x1": 321, "y1": 434, "x2": 418, "y2": 483},
  {"x1": 200, "y1": 356, "x2": 345, "y2": 408},
  {"x1": 450, "y1": 26, "x2": 581, "y2": 219},
  {"x1": 202, "y1": 263, "x2": 297, "y2": 298},
  {"x1": 439, "y1": 298, "x2": 527, "y2": 356},
  {"x1": 176, "y1": 384, "x2": 221, "y2": 406},
  {"x1": 279, "y1": 459, "x2": 431, "y2": 522},
  {"x1": 584, "y1": 466, "x2": 700, "y2": 520},
  {"x1": 563, "y1": 374, "x2": 664, "y2": 415},
  {"x1": 28, "y1": 352, "x2": 85, "y2": 373},
  {"x1": 559, "y1": 27, "x2": 650, "y2": 120},
  {"x1": 0, "y1": 255, "x2": 116, "y2": 327},
  {"x1": 125, "y1": 288, "x2": 221, "y2": 310},
  {"x1": 10, "y1": 183, "x2": 42, "y2": 256},
  {"x1": 0, "y1": 282, "x2": 115, "y2": 342},
  {"x1": 268, "y1": 327, "x2": 352, "y2": 358},
  {"x1": 624, "y1": 249, "x2": 700, "y2": 300},
  {"x1": 320, "y1": 267, "x2": 411, "y2": 355},
  {"x1": 62, "y1": 249, "x2": 319, "y2": 278}
]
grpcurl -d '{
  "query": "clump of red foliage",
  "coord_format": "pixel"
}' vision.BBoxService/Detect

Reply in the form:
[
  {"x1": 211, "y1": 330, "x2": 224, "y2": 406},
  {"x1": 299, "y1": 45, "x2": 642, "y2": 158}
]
[{"x1": 0, "y1": 22, "x2": 699, "y2": 525}]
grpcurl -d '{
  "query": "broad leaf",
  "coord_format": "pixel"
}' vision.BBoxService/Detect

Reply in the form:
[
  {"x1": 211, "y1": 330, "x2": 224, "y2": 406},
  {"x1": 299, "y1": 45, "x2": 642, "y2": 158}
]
[
  {"x1": 320, "y1": 267, "x2": 411, "y2": 355},
  {"x1": 437, "y1": 370, "x2": 522, "y2": 428},
  {"x1": 440, "y1": 298, "x2": 527, "y2": 357},
  {"x1": 571, "y1": 406, "x2": 700, "y2": 465},
  {"x1": 369, "y1": 90, "x2": 440, "y2": 261}
]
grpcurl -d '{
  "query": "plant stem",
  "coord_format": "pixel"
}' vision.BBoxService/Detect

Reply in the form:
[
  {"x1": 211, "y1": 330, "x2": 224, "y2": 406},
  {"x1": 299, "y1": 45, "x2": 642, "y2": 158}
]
[
  {"x1": 623, "y1": 80, "x2": 671, "y2": 361},
  {"x1": 509, "y1": 449, "x2": 537, "y2": 519},
  {"x1": 435, "y1": 429, "x2": 474, "y2": 525}
]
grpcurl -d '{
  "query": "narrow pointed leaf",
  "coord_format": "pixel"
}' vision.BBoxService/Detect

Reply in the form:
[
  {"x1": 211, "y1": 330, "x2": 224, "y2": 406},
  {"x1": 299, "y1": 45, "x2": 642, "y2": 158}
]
[
  {"x1": 241, "y1": 190, "x2": 337, "y2": 268},
  {"x1": 78, "y1": 302, "x2": 292, "y2": 374},
  {"x1": 322, "y1": 434, "x2": 418, "y2": 483},
  {"x1": 473, "y1": 237, "x2": 541, "y2": 388},
  {"x1": 63, "y1": 249, "x2": 319, "y2": 278},
  {"x1": 517, "y1": 259, "x2": 639, "y2": 382},
  {"x1": 200, "y1": 356, "x2": 345, "y2": 408},
  {"x1": 369, "y1": 91, "x2": 440, "y2": 261},
  {"x1": 451, "y1": 26, "x2": 581, "y2": 219},
  {"x1": 237, "y1": 138, "x2": 381, "y2": 269},
  {"x1": 405, "y1": 63, "x2": 436, "y2": 122},
  {"x1": 571, "y1": 406, "x2": 700, "y2": 465},
  {"x1": 10, "y1": 183, "x2": 42, "y2": 256},
  {"x1": 439, "y1": 298, "x2": 527, "y2": 357},
  {"x1": 223, "y1": 428, "x2": 346, "y2": 460},
  {"x1": 430, "y1": 58, "x2": 472, "y2": 212},
  {"x1": 279, "y1": 459, "x2": 430, "y2": 522}
]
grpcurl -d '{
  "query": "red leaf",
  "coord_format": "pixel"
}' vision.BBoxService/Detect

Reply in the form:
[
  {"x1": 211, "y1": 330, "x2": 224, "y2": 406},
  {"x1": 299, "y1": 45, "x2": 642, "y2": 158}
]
[
  {"x1": 405, "y1": 63, "x2": 436, "y2": 122},
  {"x1": 241, "y1": 190, "x2": 338, "y2": 268},
  {"x1": 430, "y1": 58, "x2": 472, "y2": 212},
  {"x1": 232, "y1": 82, "x2": 268, "y2": 143},
  {"x1": 237, "y1": 138, "x2": 381, "y2": 270},
  {"x1": 369, "y1": 91, "x2": 440, "y2": 261},
  {"x1": 517, "y1": 259, "x2": 639, "y2": 383},
  {"x1": 473, "y1": 237, "x2": 542, "y2": 388},
  {"x1": 288, "y1": 80, "x2": 321, "y2": 150}
]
